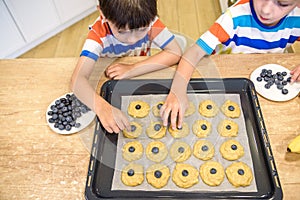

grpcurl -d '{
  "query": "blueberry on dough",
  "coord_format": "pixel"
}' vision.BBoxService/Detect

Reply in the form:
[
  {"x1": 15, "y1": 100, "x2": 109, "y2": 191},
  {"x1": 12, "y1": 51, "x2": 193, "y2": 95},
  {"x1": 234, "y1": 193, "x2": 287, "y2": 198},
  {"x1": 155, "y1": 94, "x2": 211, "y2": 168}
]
[
  {"x1": 178, "y1": 147, "x2": 185, "y2": 153},
  {"x1": 210, "y1": 168, "x2": 217, "y2": 174},
  {"x1": 238, "y1": 169, "x2": 245, "y2": 175},
  {"x1": 154, "y1": 124, "x2": 161, "y2": 131},
  {"x1": 182, "y1": 170, "x2": 189, "y2": 177},
  {"x1": 127, "y1": 169, "x2": 135, "y2": 176},
  {"x1": 135, "y1": 104, "x2": 141, "y2": 110},
  {"x1": 152, "y1": 147, "x2": 159, "y2": 154},
  {"x1": 154, "y1": 170, "x2": 162, "y2": 178}
]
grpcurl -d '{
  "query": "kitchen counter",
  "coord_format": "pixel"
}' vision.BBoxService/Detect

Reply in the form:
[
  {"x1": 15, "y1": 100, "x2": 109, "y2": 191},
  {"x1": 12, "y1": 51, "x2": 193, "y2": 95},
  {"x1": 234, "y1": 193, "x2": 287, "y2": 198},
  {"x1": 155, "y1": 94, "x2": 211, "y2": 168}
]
[{"x1": 0, "y1": 53, "x2": 299, "y2": 199}]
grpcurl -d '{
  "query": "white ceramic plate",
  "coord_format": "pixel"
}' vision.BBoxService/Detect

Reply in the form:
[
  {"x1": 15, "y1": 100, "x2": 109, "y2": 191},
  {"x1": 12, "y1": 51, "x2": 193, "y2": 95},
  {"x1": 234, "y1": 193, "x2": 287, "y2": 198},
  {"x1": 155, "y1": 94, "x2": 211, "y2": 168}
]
[
  {"x1": 250, "y1": 64, "x2": 300, "y2": 102},
  {"x1": 46, "y1": 92, "x2": 96, "y2": 134}
]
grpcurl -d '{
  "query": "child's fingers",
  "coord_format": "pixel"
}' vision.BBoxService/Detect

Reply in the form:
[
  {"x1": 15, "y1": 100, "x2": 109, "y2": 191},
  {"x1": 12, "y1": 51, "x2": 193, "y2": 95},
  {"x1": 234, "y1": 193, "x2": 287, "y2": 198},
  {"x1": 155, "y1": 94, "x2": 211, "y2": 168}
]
[
  {"x1": 170, "y1": 109, "x2": 179, "y2": 130},
  {"x1": 160, "y1": 104, "x2": 171, "y2": 127},
  {"x1": 290, "y1": 67, "x2": 300, "y2": 83}
]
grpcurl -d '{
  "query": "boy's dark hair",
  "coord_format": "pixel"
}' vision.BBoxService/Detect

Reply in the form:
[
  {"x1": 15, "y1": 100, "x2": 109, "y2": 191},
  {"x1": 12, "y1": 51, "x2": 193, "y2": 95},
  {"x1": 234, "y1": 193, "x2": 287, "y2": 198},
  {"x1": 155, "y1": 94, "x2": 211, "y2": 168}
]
[{"x1": 99, "y1": 0, "x2": 157, "y2": 30}]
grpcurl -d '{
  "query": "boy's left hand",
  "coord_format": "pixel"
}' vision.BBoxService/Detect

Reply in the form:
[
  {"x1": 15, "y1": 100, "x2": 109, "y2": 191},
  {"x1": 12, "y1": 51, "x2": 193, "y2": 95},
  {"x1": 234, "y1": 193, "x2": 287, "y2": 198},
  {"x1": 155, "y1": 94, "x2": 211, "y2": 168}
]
[
  {"x1": 105, "y1": 63, "x2": 134, "y2": 79},
  {"x1": 290, "y1": 65, "x2": 300, "y2": 83}
]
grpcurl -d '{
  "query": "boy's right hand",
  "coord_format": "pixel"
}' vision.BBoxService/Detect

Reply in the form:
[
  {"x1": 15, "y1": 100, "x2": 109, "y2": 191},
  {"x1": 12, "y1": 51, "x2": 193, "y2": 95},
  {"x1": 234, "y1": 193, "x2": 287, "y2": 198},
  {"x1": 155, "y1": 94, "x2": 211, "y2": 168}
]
[
  {"x1": 97, "y1": 102, "x2": 130, "y2": 134},
  {"x1": 160, "y1": 91, "x2": 189, "y2": 130}
]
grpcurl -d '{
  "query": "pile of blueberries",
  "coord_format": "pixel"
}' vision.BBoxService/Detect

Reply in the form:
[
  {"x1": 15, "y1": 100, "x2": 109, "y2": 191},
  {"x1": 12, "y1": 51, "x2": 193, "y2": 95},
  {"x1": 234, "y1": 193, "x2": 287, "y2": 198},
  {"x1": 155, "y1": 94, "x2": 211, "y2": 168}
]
[
  {"x1": 47, "y1": 93, "x2": 91, "y2": 131},
  {"x1": 256, "y1": 69, "x2": 291, "y2": 95}
]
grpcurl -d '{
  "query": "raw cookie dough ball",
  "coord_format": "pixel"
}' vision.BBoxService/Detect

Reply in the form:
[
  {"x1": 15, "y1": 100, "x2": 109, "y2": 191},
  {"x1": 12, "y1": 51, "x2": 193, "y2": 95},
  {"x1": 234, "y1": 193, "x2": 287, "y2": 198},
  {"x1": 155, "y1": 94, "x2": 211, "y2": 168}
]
[
  {"x1": 146, "y1": 121, "x2": 166, "y2": 139},
  {"x1": 146, "y1": 164, "x2": 170, "y2": 189},
  {"x1": 123, "y1": 121, "x2": 143, "y2": 139},
  {"x1": 152, "y1": 101, "x2": 164, "y2": 117},
  {"x1": 226, "y1": 162, "x2": 253, "y2": 187},
  {"x1": 220, "y1": 139, "x2": 244, "y2": 161},
  {"x1": 122, "y1": 141, "x2": 143, "y2": 162},
  {"x1": 221, "y1": 100, "x2": 241, "y2": 118},
  {"x1": 146, "y1": 141, "x2": 168, "y2": 162},
  {"x1": 121, "y1": 163, "x2": 144, "y2": 187},
  {"x1": 200, "y1": 161, "x2": 225, "y2": 186},
  {"x1": 168, "y1": 122, "x2": 189, "y2": 139},
  {"x1": 193, "y1": 140, "x2": 215, "y2": 161},
  {"x1": 217, "y1": 119, "x2": 239, "y2": 137},
  {"x1": 184, "y1": 101, "x2": 196, "y2": 117},
  {"x1": 192, "y1": 119, "x2": 212, "y2": 138},
  {"x1": 198, "y1": 100, "x2": 219, "y2": 118},
  {"x1": 128, "y1": 100, "x2": 150, "y2": 118},
  {"x1": 170, "y1": 141, "x2": 192, "y2": 163},
  {"x1": 172, "y1": 163, "x2": 199, "y2": 188}
]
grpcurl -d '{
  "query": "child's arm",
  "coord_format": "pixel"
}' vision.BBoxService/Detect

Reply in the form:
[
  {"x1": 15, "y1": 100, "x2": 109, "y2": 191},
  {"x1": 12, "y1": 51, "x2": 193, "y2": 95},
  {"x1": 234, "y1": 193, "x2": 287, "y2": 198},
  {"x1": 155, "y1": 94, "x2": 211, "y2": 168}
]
[
  {"x1": 105, "y1": 39, "x2": 182, "y2": 79},
  {"x1": 70, "y1": 56, "x2": 130, "y2": 133},
  {"x1": 290, "y1": 64, "x2": 300, "y2": 83},
  {"x1": 160, "y1": 44, "x2": 207, "y2": 130}
]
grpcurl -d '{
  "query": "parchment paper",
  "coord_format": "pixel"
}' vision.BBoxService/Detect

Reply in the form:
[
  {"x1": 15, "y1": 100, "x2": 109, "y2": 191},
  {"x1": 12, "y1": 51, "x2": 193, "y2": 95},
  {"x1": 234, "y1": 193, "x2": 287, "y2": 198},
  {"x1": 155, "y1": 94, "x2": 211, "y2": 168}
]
[{"x1": 111, "y1": 94, "x2": 257, "y2": 192}]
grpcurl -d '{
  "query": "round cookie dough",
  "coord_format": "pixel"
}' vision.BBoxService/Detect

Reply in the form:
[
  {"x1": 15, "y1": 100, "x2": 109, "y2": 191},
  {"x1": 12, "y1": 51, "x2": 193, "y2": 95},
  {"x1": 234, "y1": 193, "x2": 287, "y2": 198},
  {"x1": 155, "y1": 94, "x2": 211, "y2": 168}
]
[
  {"x1": 146, "y1": 121, "x2": 166, "y2": 139},
  {"x1": 128, "y1": 100, "x2": 150, "y2": 118},
  {"x1": 221, "y1": 100, "x2": 241, "y2": 118},
  {"x1": 192, "y1": 119, "x2": 212, "y2": 138},
  {"x1": 168, "y1": 122, "x2": 189, "y2": 139},
  {"x1": 199, "y1": 161, "x2": 225, "y2": 186},
  {"x1": 226, "y1": 162, "x2": 253, "y2": 187},
  {"x1": 193, "y1": 140, "x2": 215, "y2": 161},
  {"x1": 121, "y1": 163, "x2": 144, "y2": 187},
  {"x1": 184, "y1": 101, "x2": 196, "y2": 117},
  {"x1": 170, "y1": 141, "x2": 192, "y2": 162},
  {"x1": 152, "y1": 101, "x2": 164, "y2": 117},
  {"x1": 146, "y1": 141, "x2": 168, "y2": 162},
  {"x1": 198, "y1": 100, "x2": 219, "y2": 118},
  {"x1": 146, "y1": 163, "x2": 170, "y2": 189},
  {"x1": 122, "y1": 141, "x2": 143, "y2": 162},
  {"x1": 172, "y1": 163, "x2": 199, "y2": 188},
  {"x1": 220, "y1": 139, "x2": 244, "y2": 161},
  {"x1": 218, "y1": 119, "x2": 239, "y2": 137},
  {"x1": 123, "y1": 121, "x2": 143, "y2": 139}
]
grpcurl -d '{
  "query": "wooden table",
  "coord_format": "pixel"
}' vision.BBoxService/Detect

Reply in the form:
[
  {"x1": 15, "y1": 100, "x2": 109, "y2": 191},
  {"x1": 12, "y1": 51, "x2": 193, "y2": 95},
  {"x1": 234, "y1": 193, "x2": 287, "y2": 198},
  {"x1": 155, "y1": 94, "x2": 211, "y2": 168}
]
[{"x1": 0, "y1": 54, "x2": 299, "y2": 199}]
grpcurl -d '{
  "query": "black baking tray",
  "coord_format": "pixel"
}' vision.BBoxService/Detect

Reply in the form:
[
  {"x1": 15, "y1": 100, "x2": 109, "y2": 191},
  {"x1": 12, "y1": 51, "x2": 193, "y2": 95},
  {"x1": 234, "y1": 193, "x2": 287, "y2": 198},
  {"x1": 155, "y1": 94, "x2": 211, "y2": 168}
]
[{"x1": 85, "y1": 78, "x2": 282, "y2": 200}]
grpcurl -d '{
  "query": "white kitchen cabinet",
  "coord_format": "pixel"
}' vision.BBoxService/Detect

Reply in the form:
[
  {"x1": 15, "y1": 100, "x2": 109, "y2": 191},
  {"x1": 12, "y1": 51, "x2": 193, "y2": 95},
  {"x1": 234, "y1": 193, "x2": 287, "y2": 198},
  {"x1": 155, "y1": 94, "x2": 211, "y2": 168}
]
[
  {"x1": 0, "y1": 1, "x2": 25, "y2": 58},
  {"x1": 1, "y1": 0, "x2": 97, "y2": 58},
  {"x1": 54, "y1": 0, "x2": 96, "y2": 24}
]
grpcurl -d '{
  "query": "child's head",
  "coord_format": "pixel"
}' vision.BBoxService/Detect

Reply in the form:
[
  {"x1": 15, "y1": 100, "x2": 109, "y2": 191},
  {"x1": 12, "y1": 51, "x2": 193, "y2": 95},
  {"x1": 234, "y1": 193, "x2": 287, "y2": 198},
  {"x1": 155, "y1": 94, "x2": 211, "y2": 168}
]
[
  {"x1": 253, "y1": 0, "x2": 300, "y2": 26},
  {"x1": 98, "y1": 0, "x2": 157, "y2": 44}
]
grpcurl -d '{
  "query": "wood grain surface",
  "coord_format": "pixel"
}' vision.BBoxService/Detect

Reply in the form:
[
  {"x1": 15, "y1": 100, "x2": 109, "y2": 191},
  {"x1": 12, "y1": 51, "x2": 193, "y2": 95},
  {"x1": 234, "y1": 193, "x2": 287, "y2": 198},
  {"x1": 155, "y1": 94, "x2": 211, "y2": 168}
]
[{"x1": 0, "y1": 53, "x2": 299, "y2": 199}]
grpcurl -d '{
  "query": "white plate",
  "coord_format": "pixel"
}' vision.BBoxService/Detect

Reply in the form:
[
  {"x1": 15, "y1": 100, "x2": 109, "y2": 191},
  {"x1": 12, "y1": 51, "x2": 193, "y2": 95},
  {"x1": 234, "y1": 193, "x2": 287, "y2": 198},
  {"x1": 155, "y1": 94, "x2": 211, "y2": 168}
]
[
  {"x1": 250, "y1": 64, "x2": 300, "y2": 102},
  {"x1": 46, "y1": 92, "x2": 96, "y2": 134}
]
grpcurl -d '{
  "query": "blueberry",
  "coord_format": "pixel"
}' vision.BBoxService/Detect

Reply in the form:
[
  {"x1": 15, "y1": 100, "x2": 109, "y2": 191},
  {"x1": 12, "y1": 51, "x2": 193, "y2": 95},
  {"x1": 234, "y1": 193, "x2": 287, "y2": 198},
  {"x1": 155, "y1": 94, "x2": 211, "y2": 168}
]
[
  {"x1": 131, "y1": 125, "x2": 136, "y2": 132},
  {"x1": 231, "y1": 144, "x2": 237, "y2": 150},
  {"x1": 48, "y1": 118, "x2": 55, "y2": 123},
  {"x1": 127, "y1": 169, "x2": 134, "y2": 176},
  {"x1": 256, "y1": 77, "x2": 262, "y2": 82},
  {"x1": 264, "y1": 76, "x2": 270, "y2": 82},
  {"x1": 282, "y1": 71, "x2": 287, "y2": 76},
  {"x1": 201, "y1": 145, "x2": 209, "y2": 152},
  {"x1": 238, "y1": 169, "x2": 244, "y2": 175},
  {"x1": 65, "y1": 125, "x2": 72, "y2": 131},
  {"x1": 226, "y1": 125, "x2": 231, "y2": 130},
  {"x1": 135, "y1": 104, "x2": 141, "y2": 110},
  {"x1": 178, "y1": 147, "x2": 185, "y2": 153},
  {"x1": 206, "y1": 104, "x2": 212, "y2": 110},
  {"x1": 228, "y1": 105, "x2": 235, "y2": 111},
  {"x1": 128, "y1": 146, "x2": 135, "y2": 153},
  {"x1": 154, "y1": 170, "x2": 162, "y2": 178},
  {"x1": 261, "y1": 69, "x2": 267, "y2": 73},
  {"x1": 152, "y1": 147, "x2": 159, "y2": 154},
  {"x1": 277, "y1": 84, "x2": 284, "y2": 90},
  {"x1": 177, "y1": 126, "x2": 183, "y2": 130},
  {"x1": 286, "y1": 77, "x2": 291, "y2": 83},
  {"x1": 52, "y1": 114, "x2": 58, "y2": 120},
  {"x1": 55, "y1": 99, "x2": 61, "y2": 105},
  {"x1": 282, "y1": 80, "x2": 287, "y2": 86},
  {"x1": 154, "y1": 124, "x2": 161, "y2": 131},
  {"x1": 58, "y1": 124, "x2": 65, "y2": 130},
  {"x1": 47, "y1": 111, "x2": 53, "y2": 115},
  {"x1": 267, "y1": 69, "x2": 272, "y2": 74},
  {"x1": 75, "y1": 123, "x2": 81, "y2": 128},
  {"x1": 264, "y1": 83, "x2": 271, "y2": 89},
  {"x1": 157, "y1": 103, "x2": 163, "y2": 109},
  {"x1": 182, "y1": 170, "x2": 189, "y2": 177},
  {"x1": 210, "y1": 168, "x2": 217, "y2": 174},
  {"x1": 201, "y1": 124, "x2": 207, "y2": 130},
  {"x1": 282, "y1": 89, "x2": 288, "y2": 95},
  {"x1": 277, "y1": 75, "x2": 284, "y2": 81}
]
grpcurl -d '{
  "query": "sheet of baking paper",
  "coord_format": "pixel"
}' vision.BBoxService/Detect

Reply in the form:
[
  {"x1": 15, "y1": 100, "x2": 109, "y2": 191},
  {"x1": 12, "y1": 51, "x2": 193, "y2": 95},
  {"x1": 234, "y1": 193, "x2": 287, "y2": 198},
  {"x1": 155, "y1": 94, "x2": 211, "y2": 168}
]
[{"x1": 111, "y1": 94, "x2": 257, "y2": 192}]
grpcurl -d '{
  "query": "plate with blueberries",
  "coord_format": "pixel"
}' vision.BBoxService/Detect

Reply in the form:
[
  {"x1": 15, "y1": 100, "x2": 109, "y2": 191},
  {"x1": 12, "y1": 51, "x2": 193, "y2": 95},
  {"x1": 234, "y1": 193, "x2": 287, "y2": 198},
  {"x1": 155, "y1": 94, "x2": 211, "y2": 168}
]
[
  {"x1": 46, "y1": 93, "x2": 96, "y2": 134},
  {"x1": 250, "y1": 64, "x2": 300, "y2": 102}
]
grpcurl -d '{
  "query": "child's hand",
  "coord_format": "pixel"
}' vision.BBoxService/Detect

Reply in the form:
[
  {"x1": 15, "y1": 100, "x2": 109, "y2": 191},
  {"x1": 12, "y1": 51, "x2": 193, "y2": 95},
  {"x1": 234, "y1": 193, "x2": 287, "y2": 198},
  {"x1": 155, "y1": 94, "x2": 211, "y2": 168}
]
[
  {"x1": 97, "y1": 101, "x2": 130, "y2": 134},
  {"x1": 105, "y1": 63, "x2": 135, "y2": 79},
  {"x1": 290, "y1": 65, "x2": 300, "y2": 83},
  {"x1": 160, "y1": 91, "x2": 189, "y2": 130}
]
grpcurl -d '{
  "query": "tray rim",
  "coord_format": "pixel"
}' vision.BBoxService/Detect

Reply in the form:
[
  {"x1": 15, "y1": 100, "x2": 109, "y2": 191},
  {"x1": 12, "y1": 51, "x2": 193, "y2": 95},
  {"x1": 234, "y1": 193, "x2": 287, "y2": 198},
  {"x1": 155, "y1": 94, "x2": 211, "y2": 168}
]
[{"x1": 85, "y1": 78, "x2": 282, "y2": 200}]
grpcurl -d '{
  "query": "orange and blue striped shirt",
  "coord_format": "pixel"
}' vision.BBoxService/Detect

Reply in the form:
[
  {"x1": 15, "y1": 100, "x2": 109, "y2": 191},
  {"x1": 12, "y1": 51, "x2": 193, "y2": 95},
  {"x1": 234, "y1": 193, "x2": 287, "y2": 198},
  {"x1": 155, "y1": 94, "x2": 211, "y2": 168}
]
[
  {"x1": 80, "y1": 16, "x2": 175, "y2": 60},
  {"x1": 197, "y1": 0, "x2": 300, "y2": 54}
]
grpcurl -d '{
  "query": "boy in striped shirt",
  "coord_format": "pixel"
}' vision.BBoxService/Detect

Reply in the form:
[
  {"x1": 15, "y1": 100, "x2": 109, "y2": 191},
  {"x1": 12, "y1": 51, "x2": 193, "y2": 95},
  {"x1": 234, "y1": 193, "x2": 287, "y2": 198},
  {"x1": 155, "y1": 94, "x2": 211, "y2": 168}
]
[
  {"x1": 71, "y1": 0, "x2": 182, "y2": 133},
  {"x1": 161, "y1": 0, "x2": 300, "y2": 130}
]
